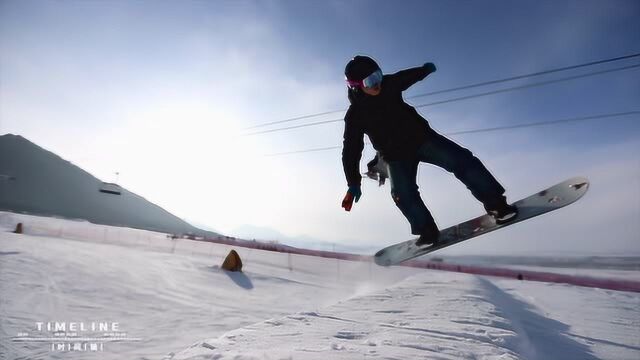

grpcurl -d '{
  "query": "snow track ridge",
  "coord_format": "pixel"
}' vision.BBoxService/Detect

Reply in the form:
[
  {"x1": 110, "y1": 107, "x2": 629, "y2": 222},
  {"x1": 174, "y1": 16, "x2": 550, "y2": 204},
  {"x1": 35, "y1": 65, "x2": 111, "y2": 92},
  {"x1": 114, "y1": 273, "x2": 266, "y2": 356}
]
[{"x1": 475, "y1": 277, "x2": 598, "y2": 360}]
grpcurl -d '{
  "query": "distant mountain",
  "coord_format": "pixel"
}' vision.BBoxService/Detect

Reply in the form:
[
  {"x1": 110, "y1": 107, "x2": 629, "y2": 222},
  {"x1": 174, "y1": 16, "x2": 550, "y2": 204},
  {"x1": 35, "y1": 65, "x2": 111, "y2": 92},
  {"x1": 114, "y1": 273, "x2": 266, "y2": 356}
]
[
  {"x1": 0, "y1": 134, "x2": 216, "y2": 237},
  {"x1": 232, "y1": 224, "x2": 378, "y2": 254}
]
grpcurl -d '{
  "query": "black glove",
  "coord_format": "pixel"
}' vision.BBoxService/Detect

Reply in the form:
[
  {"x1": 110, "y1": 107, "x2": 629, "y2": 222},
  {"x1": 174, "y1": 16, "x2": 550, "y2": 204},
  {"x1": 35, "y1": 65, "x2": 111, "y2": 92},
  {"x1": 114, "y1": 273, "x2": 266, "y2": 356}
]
[{"x1": 423, "y1": 62, "x2": 437, "y2": 74}]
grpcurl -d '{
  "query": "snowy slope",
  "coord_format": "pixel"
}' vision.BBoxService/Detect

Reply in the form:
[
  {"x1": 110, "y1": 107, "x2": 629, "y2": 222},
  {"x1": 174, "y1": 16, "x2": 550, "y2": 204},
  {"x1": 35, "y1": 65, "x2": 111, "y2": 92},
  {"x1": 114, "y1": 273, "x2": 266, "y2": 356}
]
[
  {"x1": 1, "y1": 214, "x2": 638, "y2": 360},
  {"x1": 0, "y1": 226, "x2": 421, "y2": 360},
  {"x1": 169, "y1": 273, "x2": 639, "y2": 360}
]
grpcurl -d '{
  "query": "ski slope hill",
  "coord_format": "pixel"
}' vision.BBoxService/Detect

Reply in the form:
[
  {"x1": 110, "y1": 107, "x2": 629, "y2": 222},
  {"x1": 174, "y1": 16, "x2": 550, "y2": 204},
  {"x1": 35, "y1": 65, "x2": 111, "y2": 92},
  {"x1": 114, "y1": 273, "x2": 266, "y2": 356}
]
[
  {"x1": 0, "y1": 134, "x2": 213, "y2": 237},
  {"x1": 0, "y1": 214, "x2": 638, "y2": 360}
]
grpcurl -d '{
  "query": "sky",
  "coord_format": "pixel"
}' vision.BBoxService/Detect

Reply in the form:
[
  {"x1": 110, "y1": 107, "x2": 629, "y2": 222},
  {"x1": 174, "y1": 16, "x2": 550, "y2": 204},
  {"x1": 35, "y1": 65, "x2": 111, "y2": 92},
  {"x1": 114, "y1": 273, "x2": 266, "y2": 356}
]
[{"x1": 1, "y1": 0, "x2": 639, "y2": 255}]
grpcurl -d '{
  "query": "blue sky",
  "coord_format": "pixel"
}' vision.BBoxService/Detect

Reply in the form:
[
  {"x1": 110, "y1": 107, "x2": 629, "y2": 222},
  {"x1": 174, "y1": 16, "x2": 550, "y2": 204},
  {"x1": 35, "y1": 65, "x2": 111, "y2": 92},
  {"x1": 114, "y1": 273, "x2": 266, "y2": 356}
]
[{"x1": 1, "y1": 0, "x2": 639, "y2": 255}]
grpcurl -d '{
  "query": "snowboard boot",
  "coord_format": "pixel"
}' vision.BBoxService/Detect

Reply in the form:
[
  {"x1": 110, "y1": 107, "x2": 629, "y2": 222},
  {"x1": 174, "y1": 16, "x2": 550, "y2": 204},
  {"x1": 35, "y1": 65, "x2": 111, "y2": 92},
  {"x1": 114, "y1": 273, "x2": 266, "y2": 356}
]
[
  {"x1": 484, "y1": 197, "x2": 518, "y2": 225},
  {"x1": 415, "y1": 222, "x2": 440, "y2": 247}
]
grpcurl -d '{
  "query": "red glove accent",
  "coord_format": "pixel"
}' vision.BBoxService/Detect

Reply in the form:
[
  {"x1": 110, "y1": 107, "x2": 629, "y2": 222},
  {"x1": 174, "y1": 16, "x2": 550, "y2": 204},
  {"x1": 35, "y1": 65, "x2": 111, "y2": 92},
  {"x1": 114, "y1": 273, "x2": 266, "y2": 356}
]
[{"x1": 341, "y1": 192, "x2": 354, "y2": 211}]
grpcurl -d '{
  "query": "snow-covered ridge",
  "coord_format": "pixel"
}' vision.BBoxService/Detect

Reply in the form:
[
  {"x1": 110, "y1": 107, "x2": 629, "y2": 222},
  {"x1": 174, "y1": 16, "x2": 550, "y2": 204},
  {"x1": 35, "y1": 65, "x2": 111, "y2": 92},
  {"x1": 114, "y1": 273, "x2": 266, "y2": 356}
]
[{"x1": 0, "y1": 134, "x2": 213, "y2": 237}]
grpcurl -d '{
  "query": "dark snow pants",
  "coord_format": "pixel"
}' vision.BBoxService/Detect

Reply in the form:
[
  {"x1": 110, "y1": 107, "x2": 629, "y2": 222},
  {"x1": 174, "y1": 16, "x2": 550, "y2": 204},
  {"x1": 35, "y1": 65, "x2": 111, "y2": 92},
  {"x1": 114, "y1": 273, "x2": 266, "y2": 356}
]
[{"x1": 388, "y1": 131, "x2": 505, "y2": 235}]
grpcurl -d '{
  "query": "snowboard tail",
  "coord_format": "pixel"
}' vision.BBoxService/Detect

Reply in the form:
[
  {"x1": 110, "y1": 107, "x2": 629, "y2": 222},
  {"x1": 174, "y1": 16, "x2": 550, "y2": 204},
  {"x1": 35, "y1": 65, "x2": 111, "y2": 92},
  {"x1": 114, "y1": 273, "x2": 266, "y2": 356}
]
[{"x1": 374, "y1": 177, "x2": 589, "y2": 266}]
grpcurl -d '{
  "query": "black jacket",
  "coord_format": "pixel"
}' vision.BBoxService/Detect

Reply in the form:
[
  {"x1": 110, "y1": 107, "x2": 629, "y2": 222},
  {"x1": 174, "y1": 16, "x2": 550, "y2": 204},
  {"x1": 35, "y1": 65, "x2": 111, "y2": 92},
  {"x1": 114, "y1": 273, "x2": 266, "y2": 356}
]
[{"x1": 342, "y1": 65, "x2": 434, "y2": 186}]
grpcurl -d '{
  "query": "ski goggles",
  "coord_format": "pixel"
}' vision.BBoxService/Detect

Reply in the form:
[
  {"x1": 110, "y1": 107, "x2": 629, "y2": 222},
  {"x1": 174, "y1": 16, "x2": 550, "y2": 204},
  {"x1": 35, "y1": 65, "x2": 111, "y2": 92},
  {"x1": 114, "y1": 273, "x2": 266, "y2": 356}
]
[{"x1": 346, "y1": 69, "x2": 383, "y2": 89}]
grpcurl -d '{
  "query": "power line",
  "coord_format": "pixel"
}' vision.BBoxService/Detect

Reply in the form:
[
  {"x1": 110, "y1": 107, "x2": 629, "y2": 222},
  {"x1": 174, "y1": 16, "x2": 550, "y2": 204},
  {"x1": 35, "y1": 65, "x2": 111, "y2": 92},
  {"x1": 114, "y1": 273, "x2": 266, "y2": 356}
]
[
  {"x1": 446, "y1": 111, "x2": 639, "y2": 135},
  {"x1": 407, "y1": 53, "x2": 640, "y2": 100},
  {"x1": 244, "y1": 52, "x2": 640, "y2": 130},
  {"x1": 244, "y1": 63, "x2": 640, "y2": 136},
  {"x1": 243, "y1": 109, "x2": 346, "y2": 130},
  {"x1": 265, "y1": 145, "x2": 342, "y2": 156},
  {"x1": 264, "y1": 111, "x2": 639, "y2": 157},
  {"x1": 414, "y1": 63, "x2": 640, "y2": 110}
]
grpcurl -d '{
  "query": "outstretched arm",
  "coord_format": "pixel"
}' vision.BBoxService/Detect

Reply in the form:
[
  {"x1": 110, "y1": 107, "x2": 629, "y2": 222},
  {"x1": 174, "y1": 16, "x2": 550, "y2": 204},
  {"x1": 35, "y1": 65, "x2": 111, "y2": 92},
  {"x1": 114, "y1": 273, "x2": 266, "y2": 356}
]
[
  {"x1": 388, "y1": 63, "x2": 436, "y2": 92},
  {"x1": 342, "y1": 108, "x2": 365, "y2": 187}
]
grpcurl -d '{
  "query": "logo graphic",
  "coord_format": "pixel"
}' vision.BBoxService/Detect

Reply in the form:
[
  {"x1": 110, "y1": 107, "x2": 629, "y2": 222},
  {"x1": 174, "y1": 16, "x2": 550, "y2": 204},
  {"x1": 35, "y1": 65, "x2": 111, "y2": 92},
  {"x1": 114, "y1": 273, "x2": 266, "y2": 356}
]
[{"x1": 12, "y1": 321, "x2": 142, "y2": 353}]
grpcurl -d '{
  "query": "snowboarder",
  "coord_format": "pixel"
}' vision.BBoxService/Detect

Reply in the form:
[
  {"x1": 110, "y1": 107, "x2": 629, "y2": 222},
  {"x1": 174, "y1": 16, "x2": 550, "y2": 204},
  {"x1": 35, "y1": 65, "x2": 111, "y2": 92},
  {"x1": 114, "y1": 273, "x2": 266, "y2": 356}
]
[{"x1": 340, "y1": 55, "x2": 518, "y2": 246}]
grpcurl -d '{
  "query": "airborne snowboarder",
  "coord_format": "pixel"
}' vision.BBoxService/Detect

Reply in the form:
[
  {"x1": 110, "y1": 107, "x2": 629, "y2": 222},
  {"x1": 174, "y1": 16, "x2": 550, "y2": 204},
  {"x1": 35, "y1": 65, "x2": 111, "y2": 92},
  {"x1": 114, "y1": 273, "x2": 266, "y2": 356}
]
[{"x1": 340, "y1": 55, "x2": 518, "y2": 246}]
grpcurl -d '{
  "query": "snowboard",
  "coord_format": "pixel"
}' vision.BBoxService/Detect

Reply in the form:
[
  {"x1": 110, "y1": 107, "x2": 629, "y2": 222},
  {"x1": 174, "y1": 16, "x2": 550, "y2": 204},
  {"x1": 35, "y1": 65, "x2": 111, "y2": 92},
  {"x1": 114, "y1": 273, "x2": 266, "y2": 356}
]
[{"x1": 374, "y1": 177, "x2": 589, "y2": 266}]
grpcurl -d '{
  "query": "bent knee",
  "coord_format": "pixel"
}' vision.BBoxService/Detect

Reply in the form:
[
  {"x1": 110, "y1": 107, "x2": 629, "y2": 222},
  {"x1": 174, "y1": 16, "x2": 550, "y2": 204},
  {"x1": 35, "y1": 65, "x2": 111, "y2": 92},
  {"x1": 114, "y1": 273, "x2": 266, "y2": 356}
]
[{"x1": 391, "y1": 188, "x2": 420, "y2": 206}]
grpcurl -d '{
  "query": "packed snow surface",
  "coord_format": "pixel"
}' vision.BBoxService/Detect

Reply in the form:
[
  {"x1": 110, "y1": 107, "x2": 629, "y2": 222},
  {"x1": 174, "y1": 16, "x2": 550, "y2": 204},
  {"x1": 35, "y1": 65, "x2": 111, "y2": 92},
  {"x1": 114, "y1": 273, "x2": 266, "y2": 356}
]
[
  {"x1": 0, "y1": 214, "x2": 638, "y2": 360},
  {"x1": 169, "y1": 274, "x2": 639, "y2": 360}
]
